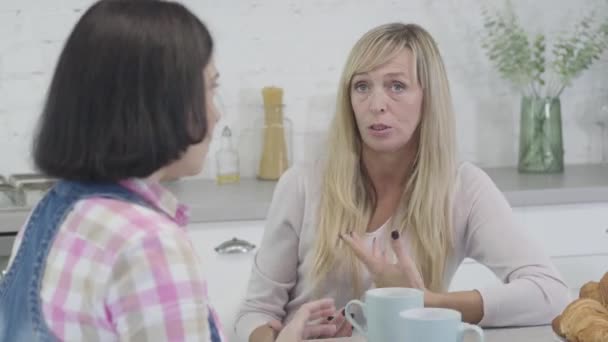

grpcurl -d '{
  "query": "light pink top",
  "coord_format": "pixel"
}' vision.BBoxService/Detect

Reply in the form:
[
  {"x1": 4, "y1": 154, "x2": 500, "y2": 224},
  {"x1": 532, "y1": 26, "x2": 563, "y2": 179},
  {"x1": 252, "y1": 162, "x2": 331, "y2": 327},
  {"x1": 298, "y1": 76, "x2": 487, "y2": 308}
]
[{"x1": 235, "y1": 162, "x2": 570, "y2": 339}]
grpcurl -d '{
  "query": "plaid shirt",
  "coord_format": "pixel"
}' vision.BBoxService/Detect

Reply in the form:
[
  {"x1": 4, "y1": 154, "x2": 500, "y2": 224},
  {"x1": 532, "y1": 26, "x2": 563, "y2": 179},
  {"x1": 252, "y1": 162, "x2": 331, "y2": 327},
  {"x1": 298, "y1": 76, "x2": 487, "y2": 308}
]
[{"x1": 9, "y1": 179, "x2": 225, "y2": 341}]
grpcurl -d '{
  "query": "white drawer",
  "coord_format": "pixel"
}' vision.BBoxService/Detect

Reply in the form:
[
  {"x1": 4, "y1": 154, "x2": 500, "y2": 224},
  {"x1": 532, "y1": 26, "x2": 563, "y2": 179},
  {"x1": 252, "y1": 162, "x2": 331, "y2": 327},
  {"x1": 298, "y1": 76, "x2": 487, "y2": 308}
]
[
  {"x1": 449, "y1": 255, "x2": 608, "y2": 295},
  {"x1": 188, "y1": 220, "x2": 265, "y2": 341},
  {"x1": 552, "y1": 254, "x2": 608, "y2": 291},
  {"x1": 513, "y1": 203, "x2": 608, "y2": 257},
  {"x1": 449, "y1": 261, "x2": 500, "y2": 292}
]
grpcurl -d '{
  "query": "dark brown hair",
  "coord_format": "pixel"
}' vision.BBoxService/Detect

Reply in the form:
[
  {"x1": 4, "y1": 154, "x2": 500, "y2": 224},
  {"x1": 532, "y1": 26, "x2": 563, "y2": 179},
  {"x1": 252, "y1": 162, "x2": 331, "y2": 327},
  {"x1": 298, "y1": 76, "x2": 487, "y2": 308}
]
[{"x1": 33, "y1": 0, "x2": 214, "y2": 181}]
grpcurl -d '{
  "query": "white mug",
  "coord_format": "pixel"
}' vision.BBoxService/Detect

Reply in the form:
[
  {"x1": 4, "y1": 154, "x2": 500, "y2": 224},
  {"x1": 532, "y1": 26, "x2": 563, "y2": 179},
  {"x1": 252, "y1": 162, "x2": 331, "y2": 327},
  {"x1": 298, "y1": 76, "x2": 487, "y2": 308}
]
[
  {"x1": 345, "y1": 287, "x2": 424, "y2": 342},
  {"x1": 399, "y1": 307, "x2": 484, "y2": 342}
]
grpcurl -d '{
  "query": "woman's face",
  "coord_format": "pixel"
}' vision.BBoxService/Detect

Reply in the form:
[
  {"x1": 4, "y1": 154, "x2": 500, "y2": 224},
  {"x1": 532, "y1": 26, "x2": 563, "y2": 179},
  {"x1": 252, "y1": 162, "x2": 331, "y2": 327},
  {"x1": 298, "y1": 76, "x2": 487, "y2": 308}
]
[{"x1": 350, "y1": 49, "x2": 423, "y2": 155}]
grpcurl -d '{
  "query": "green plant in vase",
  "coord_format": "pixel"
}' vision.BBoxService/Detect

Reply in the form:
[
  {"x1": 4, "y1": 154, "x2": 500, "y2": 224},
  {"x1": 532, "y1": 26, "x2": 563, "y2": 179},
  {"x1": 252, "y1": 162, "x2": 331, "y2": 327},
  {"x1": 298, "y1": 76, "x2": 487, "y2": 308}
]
[{"x1": 481, "y1": 1, "x2": 608, "y2": 173}]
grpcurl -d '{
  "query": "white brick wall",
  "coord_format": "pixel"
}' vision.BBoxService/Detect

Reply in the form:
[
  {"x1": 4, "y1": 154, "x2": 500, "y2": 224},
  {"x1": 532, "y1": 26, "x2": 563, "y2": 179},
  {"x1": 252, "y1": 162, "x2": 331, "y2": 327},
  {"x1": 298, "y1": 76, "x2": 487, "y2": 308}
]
[{"x1": 1, "y1": 0, "x2": 607, "y2": 179}]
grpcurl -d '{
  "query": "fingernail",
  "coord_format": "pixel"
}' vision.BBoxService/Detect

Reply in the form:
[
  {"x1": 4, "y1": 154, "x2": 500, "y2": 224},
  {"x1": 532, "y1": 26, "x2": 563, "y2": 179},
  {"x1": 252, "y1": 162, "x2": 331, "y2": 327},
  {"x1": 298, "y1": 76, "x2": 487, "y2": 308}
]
[
  {"x1": 391, "y1": 230, "x2": 400, "y2": 240},
  {"x1": 341, "y1": 308, "x2": 345, "y2": 316},
  {"x1": 327, "y1": 316, "x2": 334, "y2": 321}
]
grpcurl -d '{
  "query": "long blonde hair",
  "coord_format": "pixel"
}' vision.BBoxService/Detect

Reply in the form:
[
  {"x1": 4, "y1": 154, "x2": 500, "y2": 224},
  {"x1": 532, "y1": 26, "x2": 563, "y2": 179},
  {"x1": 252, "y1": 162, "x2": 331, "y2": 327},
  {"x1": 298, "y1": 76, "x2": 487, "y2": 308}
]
[{"x1": 311, "y1": 23, "x2": 457, "y2": 294}]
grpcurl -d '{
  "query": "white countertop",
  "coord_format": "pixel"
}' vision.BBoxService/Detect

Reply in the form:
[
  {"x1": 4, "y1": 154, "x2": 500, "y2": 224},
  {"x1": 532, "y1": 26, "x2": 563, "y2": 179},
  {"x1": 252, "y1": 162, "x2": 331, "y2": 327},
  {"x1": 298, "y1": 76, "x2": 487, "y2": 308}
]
[
  {"x1": 0, "y1": 163, "x2": 607, "y2": 234},
  {"x1": 309, "y1": 325, "x2": 557, "y2": 342}
]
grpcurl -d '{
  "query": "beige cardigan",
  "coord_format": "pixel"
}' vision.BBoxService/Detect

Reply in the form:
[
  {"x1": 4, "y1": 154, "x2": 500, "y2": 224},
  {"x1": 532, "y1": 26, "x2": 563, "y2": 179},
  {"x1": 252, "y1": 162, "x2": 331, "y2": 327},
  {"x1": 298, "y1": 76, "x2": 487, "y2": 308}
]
[{"x1": 235, "y1": 161, "x2": 570, "y2": 339}]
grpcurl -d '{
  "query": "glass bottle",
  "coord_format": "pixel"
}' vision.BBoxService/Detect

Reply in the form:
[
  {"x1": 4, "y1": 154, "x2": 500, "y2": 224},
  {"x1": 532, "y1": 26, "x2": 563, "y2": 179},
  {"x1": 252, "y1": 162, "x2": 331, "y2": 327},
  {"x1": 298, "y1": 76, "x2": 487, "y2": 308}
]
[{"x1": 216, "y1": 126, "x2": 240, "y2": 184}]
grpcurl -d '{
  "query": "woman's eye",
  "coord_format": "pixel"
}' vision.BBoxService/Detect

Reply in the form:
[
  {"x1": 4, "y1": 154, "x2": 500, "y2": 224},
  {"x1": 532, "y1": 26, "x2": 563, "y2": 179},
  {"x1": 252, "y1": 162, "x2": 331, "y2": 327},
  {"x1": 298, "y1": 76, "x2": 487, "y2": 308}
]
[
  {"x1": 354, "y1": 82, "x2": 369, "y2": 92},
  {"x1": 391, "y1": 82, "x2": 405, "y2": 92}
]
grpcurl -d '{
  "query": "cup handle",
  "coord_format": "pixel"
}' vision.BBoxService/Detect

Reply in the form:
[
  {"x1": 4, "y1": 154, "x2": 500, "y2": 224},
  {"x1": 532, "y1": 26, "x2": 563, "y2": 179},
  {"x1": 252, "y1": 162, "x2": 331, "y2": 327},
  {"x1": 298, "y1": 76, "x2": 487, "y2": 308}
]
[
  {"x1": 344, "y1": 299, "x2": 366, "y2": 337},
  {"x1": 458, "y1": 323, "x2": 484, "y2": 342}
]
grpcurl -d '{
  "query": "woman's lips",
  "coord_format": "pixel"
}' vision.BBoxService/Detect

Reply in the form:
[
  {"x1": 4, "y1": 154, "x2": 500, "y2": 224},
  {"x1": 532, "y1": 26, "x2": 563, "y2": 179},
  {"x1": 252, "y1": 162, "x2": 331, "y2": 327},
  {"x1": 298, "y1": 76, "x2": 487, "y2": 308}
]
[{"x1": 368, "y1": 124, "x2": 392, "y2": 137}]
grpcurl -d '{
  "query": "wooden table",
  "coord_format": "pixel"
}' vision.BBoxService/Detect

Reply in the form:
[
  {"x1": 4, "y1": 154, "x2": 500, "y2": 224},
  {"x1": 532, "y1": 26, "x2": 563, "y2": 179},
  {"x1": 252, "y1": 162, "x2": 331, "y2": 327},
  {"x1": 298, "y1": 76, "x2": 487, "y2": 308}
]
[{"x1": 309, "y1": 325, "x2": 558, "y2": 341}]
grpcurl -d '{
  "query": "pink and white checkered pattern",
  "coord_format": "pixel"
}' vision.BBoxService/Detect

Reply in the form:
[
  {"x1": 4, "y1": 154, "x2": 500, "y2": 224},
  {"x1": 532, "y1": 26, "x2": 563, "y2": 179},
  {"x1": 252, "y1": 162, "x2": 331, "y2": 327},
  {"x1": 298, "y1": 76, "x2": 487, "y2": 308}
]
[{"x1": 9, "y1": 179, "x2": 226, "y2": 341}]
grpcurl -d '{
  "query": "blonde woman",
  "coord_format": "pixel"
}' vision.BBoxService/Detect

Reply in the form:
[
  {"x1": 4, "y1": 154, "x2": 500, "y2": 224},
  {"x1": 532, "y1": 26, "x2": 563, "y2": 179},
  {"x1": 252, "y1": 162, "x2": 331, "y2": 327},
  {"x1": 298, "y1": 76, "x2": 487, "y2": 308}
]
[{"x1": 236, "y1": 23, "x2": 570, "y2": 341}]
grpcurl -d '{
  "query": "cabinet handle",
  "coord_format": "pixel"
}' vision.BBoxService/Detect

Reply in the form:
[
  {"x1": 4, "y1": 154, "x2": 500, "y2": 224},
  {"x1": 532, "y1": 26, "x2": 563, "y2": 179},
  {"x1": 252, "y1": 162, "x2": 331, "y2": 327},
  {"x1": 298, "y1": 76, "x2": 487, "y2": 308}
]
[{"x1": 214, "y1": 237, "x2": 256, "y2": 254}]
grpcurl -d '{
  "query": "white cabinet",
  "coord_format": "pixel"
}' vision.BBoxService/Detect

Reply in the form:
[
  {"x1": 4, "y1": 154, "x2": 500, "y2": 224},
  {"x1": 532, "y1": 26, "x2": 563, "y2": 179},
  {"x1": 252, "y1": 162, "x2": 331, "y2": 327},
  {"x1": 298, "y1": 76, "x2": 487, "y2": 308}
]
[
  {"x1": 188, "y1": 220, "x2": 265, "y2": 341},
  {"x1": 449, "y1": 202, "x2": 608, "y2": 295},
  {"x1": 188, "y1": 203, "x2": 608, "y2": 340},
  {"x1": 519, "y1": 203, "x2": 608, "y2": 294},
  {"x1": 449, "y1": 260, "x2": 500, "y2": 291},
  {"x1": 515, "y1": 203, "x2": 608, "y2": 258}
]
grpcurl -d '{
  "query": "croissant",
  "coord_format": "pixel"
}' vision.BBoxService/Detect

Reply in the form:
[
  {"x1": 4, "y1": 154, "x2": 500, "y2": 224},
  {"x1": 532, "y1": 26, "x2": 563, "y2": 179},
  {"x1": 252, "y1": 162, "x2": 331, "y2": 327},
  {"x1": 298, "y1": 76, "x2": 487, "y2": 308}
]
[
  {"x1": 569, "y1": 315, "x2": 608, "y2": 342},
  {"x1": 553, "y1": 273, "x2": 608, "y2": 342},
  {"x1": 558, "y1": 298, "x2": 608, "y2": 341},
  {"x1": 577, "y1": 319, "x2": 608, "y2": 342},
  {"x1": 580, "y1": 282, "x2": 603, "y2": 303},
  {"x1": 552, "y1": 314, "x2": 565, "y2": 338}
]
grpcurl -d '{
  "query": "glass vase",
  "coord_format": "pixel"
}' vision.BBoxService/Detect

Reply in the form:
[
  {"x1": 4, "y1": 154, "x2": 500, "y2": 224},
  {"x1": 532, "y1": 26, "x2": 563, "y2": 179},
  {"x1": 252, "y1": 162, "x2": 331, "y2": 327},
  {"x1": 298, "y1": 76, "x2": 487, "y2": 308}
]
[{"x1": 518, "y1": 96, "x2": 564, "y2": 173}]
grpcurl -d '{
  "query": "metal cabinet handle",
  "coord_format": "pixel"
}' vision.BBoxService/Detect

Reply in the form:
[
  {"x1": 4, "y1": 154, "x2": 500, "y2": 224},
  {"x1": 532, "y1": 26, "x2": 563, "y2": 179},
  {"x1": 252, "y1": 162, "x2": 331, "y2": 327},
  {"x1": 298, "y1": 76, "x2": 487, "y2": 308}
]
[{"x1": 214, "y1": 237, "x2": 256, "y2": 254}]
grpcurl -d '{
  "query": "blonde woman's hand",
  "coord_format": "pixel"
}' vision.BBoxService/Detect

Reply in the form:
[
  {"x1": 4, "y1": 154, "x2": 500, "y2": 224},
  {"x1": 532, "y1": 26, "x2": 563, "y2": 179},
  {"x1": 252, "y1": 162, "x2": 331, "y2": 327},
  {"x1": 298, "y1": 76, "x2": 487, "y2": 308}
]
[
  {"x1": 271, "y1": 298, "x2": 337, "y2": 342},
  {"x1": 341, "y1": 230, "x2": 425, "y2": 289}
]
